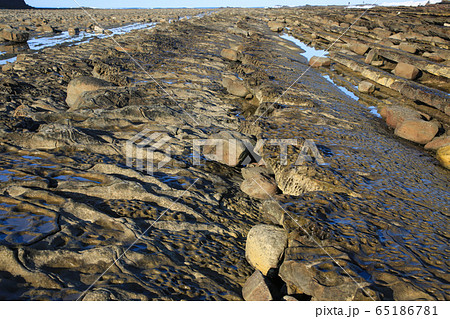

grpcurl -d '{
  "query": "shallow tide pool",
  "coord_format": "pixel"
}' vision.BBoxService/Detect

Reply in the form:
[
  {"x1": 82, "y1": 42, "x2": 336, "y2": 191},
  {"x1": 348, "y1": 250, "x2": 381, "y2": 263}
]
[{"x1": 280, "y1": 33, "x2": 382, "y2": 118}]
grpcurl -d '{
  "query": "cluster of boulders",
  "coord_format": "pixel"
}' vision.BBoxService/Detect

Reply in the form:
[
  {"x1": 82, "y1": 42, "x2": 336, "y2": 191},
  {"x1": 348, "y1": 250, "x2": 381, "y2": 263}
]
[
  {"x1": 269, "y1": 2, "x2": 450, "y2": 169},
  {"x1": 0, "y1": 25, "x2": 29, "y2": 43},
  {"x1": 242, "y1": 224, "x2": 288, "y2": 300},
  {"x1": 241, "y1": 196, "x2": 380, "y2": 301},
  {"x1": 379, "y1": 104, "x2": 450, "y2": 168}
]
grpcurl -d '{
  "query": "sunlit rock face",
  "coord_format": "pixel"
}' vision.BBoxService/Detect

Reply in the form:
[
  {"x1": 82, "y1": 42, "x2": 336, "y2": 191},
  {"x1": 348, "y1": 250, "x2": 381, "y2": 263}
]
[{"x1": 0, "y1": 0, "x2": 32, "y2": 9}]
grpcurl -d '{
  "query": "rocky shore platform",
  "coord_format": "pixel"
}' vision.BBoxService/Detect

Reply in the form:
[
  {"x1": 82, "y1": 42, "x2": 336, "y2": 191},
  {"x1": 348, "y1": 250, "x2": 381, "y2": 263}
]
[{"x1": 0, "y1": 3, "x2": 449, "y2": 301}]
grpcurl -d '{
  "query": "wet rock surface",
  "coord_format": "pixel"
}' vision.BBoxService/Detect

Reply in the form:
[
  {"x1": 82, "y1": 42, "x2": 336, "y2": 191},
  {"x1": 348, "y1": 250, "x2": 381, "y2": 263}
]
[{"x1": 0, "y1": 4, "x2": 448, "y2": 301}]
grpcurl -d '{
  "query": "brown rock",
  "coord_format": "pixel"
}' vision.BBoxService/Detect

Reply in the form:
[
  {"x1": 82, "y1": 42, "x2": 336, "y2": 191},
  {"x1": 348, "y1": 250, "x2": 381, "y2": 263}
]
[
  {"x1": 365, "y1": 49, "x2": 379, "y2": 64},
  {"x1": 220, "y1": 48, "x2": 239, "y2": 61},
  {"x1": 372, "y1": 28, "x2": 392, "y2": 39},
  {"x1": 2, "y1": 63, "x2": 14, "y2": 72},
  {"x1": 229, "y1": 43, "x2": 244, "y2": 51},
  {"x1": 279, "y1": 259, "x2": 375, "y2": 301},
  {"x1": 261, "y1": 199, "x2": 285, "y2": 226},
  {"x1": 358, "y1": 81, "x2": 375, "y2": 93},
  {"x1": 390, "y1": 32, "x2": 406, "y2": 41},
  {"x1": 380, "y1": 105, "x2": 421, "y2": 129},
  {"x1": 394, "y1": 62, "x2": 420, "y2": 80},
  {"x1": 309, "y1": 56, "x2": 331, "y2": 68},
  {"x1": 242, "y1": 270, "x2": 273, "y2": 301},
  {"x1": 268, "y1": 21, "x2": 285, "y2": 32},
  {"x1": 422, "y1": 52, "x2": 445, "y2": 63},
  {"x1": 203, "y1": 130, "x2": 250, "y2": 167},
  {"x1": 240, "y1": 167, "x2": 278, "y2": 199},
  {"x1": 348, "y1": 42, "x2": 370, "y2": 56},
  {"x1": 394, "y1": 119, "x2": 439, "y2": 144},
  {"x1": 399, "y1": 43, "x2": 417, "y2": 54},
  {"x1": 66, "y1": 76, "x2": 113, "y2": 108},
  {"x1": 245, "y1": 224, "x2": 287, "y2": 276},
  {"x1": 0, "y1": 28, "x2": 29, "y2": 42},
  {"x1": 283, "y1": 295, "x2": 299, "y2": 301},
  {"x1": 436, "y1": 145, "x2": 450, "y2": 169},
  {"x1": 37, "y1": 25, "x2": 55, "y2": 33},
  {"x1": 68, "y1": 27, "x2": 80, "y2": 36},
  {"x1": 372, "y1": 60, "x2": 384, "y2": 67},
  {"x1": 222, "y1": 77, "x2": 249, "y2": 97},
  {"x1": 424, "y1": 136, "x2": 450, "y2": 150}
]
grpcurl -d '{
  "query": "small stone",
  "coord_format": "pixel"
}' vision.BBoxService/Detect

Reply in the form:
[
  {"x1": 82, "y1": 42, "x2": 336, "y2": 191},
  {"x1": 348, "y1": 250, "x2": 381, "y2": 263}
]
[
  {"x1": 222, "y1": 77, "x2": 250, "y2": 97},
  {"x1": 390, "y1": 32, "x2": 406, "y2": 41},
  {"x1": 394, "y1": 62, "x2": 420, "y2": 80},
  {"x1": 394, "y1": 119, "x2": 439, "y2": 144},
  {"x1": 399, "y1": 43, "x2": 417, "y2": 54},
  {"x1": 221, "y1": 48, "x2": 239, "y2": 61},
  {"x1": 203, "y1": 130, "x2": 250, "y2": 167},
  {"x1": 309, "y1": 56, "x2": 331, "y2": 68},
  {"x1": 372, "y1": 28, "x2": 392, "y2": 39},
  {"x1": 240, "y1": 167, "x2": 278, "y2": 200},
  {"x1": 93, "y1": 25, "x2": 104, "y2": 34},
  {"x1": 245, "y1": 224, "x2": 287, "y2": 276},
  {"x1": 424, "y1": 136, "x2": 450, "y2": 150},
  {"x1": 348, "y1": 42, "x2": 370, "y2": 55},
  {"x1": 283, "y1": 295, "x2": 299, "y2": 301},
  {"x1": 436, "y1": 145, "x2": 450, "y2": 170},
  {"x1": 268, "y1": 21, "x2": 284, "y2": 32},
  {"x1": 41, "y1": 25, "x2": 54, "y2": 33},
  {"x1": 242, "y1": 270, "x2": 273, "y2": 301},
  {"x1": 365, "y1": 49, "x2": 379, "y2": 64},
  {"x1": 371, "y1": 60, "x2": 384, "y2": 67},
  {"x1": 68, "y1": 27, "x2": 80, "y2": 36},
  {"x1": 358, "y1": 81, "x2": 375, "y2": 94},
  {"x1": 261, "y1": 200, "x2": 285, "y2": 226},
  {"x1": 230, "y1": 43, "x2": 244, "y2": 51}
]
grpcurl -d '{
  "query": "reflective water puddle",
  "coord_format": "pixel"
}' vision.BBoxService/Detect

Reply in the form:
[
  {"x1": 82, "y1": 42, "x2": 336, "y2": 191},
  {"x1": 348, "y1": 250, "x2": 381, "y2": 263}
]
[
  {"x1": 0, "y1": 22, "x2": 157, "y2": 63},
  {"x1": 280, "y1": 33, "x2": 381, "y2": 118}
]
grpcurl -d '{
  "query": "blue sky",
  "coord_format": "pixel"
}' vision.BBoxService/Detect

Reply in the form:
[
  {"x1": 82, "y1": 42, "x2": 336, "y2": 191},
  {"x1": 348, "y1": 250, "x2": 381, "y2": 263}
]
[{"x1": 26, "y1": 0, "x2": 402, "y2": 8}]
